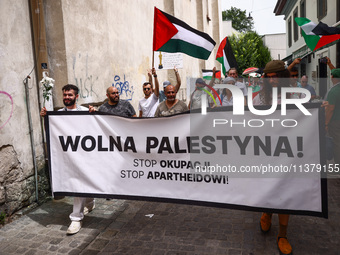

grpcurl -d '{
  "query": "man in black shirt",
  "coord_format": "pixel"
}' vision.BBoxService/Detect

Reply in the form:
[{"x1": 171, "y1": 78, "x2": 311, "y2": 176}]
[{"x1": 89, "y1": 87, "x2": 136, "y2": 117}]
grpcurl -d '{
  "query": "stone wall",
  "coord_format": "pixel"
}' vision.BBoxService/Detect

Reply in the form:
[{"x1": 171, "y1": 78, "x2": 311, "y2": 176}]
[
  {"x1": 0, "y1": 146, "x2": 49, "y2": 215},
  {"x1": 0, "y1": 0, "x2": 221, "y2": 218},
  {"x1": 0, "y1": 0, "x2": 50, "y2": 218}
]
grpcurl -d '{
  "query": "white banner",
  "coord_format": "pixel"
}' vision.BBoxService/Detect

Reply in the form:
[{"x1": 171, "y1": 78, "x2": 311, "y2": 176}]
[{"x1": 46, "y1": 105, "x2": 327, "y2": 217}]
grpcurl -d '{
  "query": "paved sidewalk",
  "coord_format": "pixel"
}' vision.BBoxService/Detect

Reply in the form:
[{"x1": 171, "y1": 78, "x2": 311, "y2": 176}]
[{"x1": 0, "y1": 179, "x2": 339, "y2": 255}]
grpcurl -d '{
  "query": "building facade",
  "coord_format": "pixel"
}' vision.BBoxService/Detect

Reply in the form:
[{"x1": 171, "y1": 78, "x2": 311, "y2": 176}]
[
  {"x1": 0, "y1": 0, "x2": 224, "y2": 217},
  {"x1": 262, "y1": 33, "x2": 287, "y2": 61},
  {"x1": 275, "y1": 0, "x2": 340, "y2": 98}
]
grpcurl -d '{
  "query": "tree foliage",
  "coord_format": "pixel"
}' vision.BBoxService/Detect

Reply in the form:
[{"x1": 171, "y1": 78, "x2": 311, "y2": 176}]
[
  {"x1": 222, "y1": 7, "x2": 254, "y2": 33},
  {"x1": 228, "y1": 31, "x2": 272, "y2": 75}
]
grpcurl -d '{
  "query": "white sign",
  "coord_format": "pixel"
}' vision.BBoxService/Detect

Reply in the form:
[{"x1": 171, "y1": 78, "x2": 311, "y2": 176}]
[
  {"x1": 154, "y1": 51, "x2": 183, "y2": 70},
  {"x1": 46, "y1": 106, "x2": 327, "y2": 217}
]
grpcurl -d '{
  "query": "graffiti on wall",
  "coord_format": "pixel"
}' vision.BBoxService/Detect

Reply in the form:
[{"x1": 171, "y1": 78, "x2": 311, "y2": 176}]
[
  {"x1": 0, "y1": 91, "x2": 14, "y2": 130},
  {"x1": 72, "y1": 53, "x2": 99, "y2": 99},
  {"x1": 112, "y1": 74, "x2": 134, "y2": 101}
]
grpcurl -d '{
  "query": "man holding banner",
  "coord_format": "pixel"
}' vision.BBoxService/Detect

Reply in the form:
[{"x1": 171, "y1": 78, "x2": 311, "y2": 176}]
[
  {"x1": 253, "y1": 60, "x2": 293, "y2": 255},
  {"x1": 41, "y1": 84, "x2": 95, "y2": 235},
  {"x1": 154, "y1": 84, "x2": 188, "y2": 117},
  {"x1": 90, "y1": 87, "x2": 136, "y2": 117}
]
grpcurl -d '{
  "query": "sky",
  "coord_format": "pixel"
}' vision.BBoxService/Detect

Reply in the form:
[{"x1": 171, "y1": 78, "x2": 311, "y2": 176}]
[{"x1": 221, "y1": 0, "x2": 286, "y2": 35}]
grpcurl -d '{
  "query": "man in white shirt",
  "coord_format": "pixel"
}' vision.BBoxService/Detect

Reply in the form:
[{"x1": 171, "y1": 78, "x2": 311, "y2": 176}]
[
  {"x1": 138, "y1": 68, "x2": 159, "y2": 117},
  {"x1": 227, "y1": 68, "x2": 247, "y2": 96},
  {"x1": 40, "y1": 84, "x2": 95, "y2": 235}
]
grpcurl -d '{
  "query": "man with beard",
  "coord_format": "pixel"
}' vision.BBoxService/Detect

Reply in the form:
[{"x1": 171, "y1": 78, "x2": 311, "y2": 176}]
[
  {"x1": 154, "y1": 84, "x2": 188, "y2": 117},
  {"x1": 40, "y1": 84, "x2": 95, "y2": 235},
  {"x1": 253, "y1": 60, "x2": 293, "y2": 255},
  {"x1": 89, "y1": 87, "x2": 136, "y2": 117}
]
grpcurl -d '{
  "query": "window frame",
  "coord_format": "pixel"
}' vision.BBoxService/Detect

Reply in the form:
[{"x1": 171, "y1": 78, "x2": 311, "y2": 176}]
[
  {"x1": 317, "y1": 0, "x2": 327, "y2": 20},
  {"x1": 288, "y1": 17, "x2": 292, "y2": 48},
  {"x1": 300, "y1": 0, "x2": 306, "y2": 35},
  {"x1": 293, "y1": 7, "x2": 299, "y2": 42}
]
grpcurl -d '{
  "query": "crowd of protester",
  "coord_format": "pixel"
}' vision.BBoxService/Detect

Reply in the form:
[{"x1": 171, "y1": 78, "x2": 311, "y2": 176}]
[{"x1": 40, "y1": 57, "x2": 340, "y2": 255}]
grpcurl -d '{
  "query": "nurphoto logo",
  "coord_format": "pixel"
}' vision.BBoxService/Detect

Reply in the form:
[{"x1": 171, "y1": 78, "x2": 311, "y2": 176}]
[{"x1": 200, "y1": 85, "x2": 312, "y2": 116}]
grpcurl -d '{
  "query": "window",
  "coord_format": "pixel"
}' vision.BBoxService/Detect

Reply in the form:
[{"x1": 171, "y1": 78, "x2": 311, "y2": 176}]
[
  {"x1": 317, "y1": 0, "x2": 327, "y2": 20},
  {"x1": 301, "y1": 63, "x2": 306, "y2": 76},
  {"x1": 300, "y1": 0, "x2": 306, "y2": 17},
  {"x1": 293, "y1": 7, "x2": 298, "y2": 42},
  {"x1": 338, "y1": 0, "x2": 340, "y2": 22},
  {"x1": 300, "y1": 0, "x2": 306, "y2": 35},
  {"x1": 288, "y1": 17, "x2": 292, "y2": 47}
]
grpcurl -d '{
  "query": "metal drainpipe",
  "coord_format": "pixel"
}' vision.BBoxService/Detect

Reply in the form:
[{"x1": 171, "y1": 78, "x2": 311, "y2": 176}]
[
  {"x1": 27, "y1": 0, "x2": 50, "y2": 203},
  {"x1": 24, "y1": 76, "x2": 39, "y2": 203}
]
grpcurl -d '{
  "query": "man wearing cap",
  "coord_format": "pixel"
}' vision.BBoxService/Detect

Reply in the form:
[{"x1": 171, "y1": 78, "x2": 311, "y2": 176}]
[
  {"x1": 159, "y1": 67, "x2": 181, "y2": 103},
  {"x1": 253, "y1": 59, "x2": 290, "y2": 105},
  {"x1": 189, "y1": 67, "x2": 217, "y2": 110},
  {"x1": 325, "y1": 68, "x2": 340, "y2": 165},
  {"x1": 254, "y1": 60, "x2": 293, "y2": 255},
  {"x1": 138, "y1": 68, "x2": 159, "y2": 117}
]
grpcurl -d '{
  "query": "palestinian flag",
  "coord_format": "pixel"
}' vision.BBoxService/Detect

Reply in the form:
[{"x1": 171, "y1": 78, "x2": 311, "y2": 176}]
[
  {"x1": 153, "y1": 7, "x2": 216, "y2": 60},
  {"x1": 216, "y1": 36, "x2": 238, "y2": 75},
  {"x1": 295, "y1": 17, "x2": 340, "y2": 51},
  {"x1": 202, "y1": 69, "x2": 221, "y2": 80}
]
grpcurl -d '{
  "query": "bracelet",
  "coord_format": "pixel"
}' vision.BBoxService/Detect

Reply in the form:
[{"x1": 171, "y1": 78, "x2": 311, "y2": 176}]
[{"x1": 153, "y1": 75, "x2": 157, "y2": 77}]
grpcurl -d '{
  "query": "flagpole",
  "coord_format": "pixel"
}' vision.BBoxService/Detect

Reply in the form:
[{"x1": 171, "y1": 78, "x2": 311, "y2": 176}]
[
  {"x1": 152, "y1": 6, "x2": 155, "y2": 68},
  {"x1": 152, "y1": 51, "x2": 154, "y2": 68}
]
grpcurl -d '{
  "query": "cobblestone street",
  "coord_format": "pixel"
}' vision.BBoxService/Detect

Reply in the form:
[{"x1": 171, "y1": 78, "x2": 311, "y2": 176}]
[{"x1": 0, "y1": 179, "x2": 339, "y2": 255}]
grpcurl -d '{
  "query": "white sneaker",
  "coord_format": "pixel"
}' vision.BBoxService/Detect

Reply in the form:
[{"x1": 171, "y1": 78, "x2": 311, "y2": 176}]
[
  {"x1": 67, "y1": 221, "x2": 82, "y2": 235},
  {"x1": 83, "y1": 204, "x2": 95, "y2": 215}
]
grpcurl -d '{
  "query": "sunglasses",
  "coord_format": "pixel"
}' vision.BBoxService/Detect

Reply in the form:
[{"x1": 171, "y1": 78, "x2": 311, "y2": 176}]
[
  {"x1": 143, "y1": 88, "x2": 151, "y2": 91},
  {"x1": 291, "y1": 74, "x2": 298, "y2": 77}
]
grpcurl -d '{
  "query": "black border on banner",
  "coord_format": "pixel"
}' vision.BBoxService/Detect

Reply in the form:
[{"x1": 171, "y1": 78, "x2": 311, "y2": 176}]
[
  {"x1": 317, "y1": 104, "x2": 328, "y2": 219},
  {"x1": 45, "y1": 103, "x2": 328, "y2": 218},
  {"x1": 44, "y1": 113, "x2": 53, "y2": 195},
  {"x1": 52, "y1": 192, "x2": 325, "y2": 217}
]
